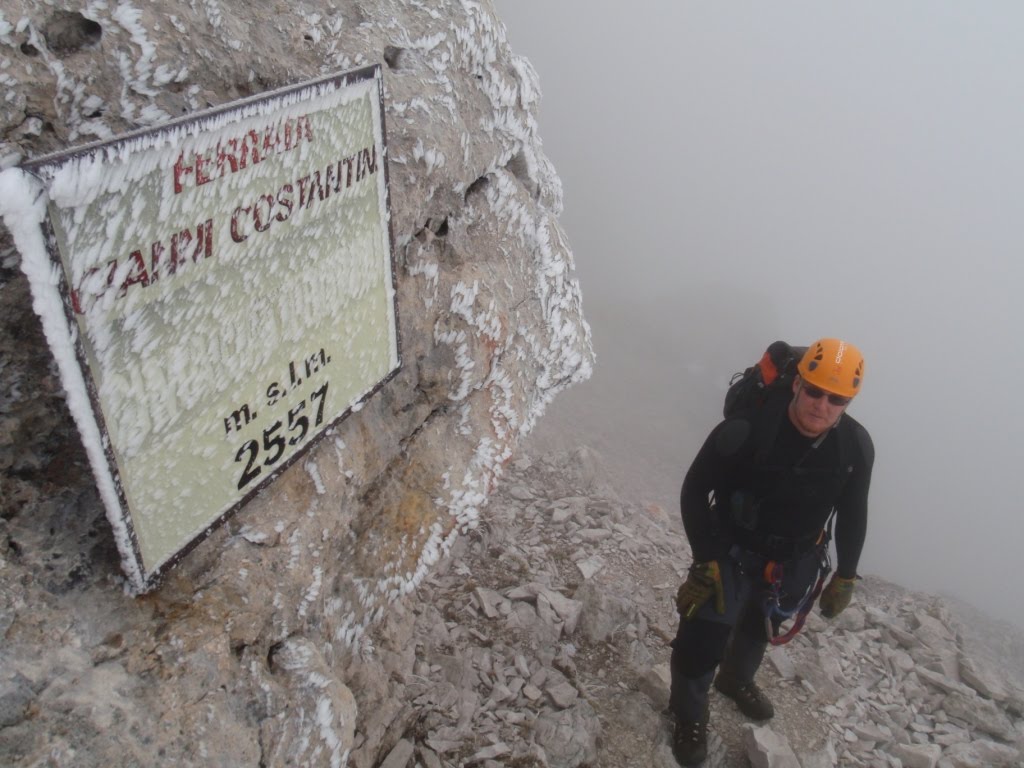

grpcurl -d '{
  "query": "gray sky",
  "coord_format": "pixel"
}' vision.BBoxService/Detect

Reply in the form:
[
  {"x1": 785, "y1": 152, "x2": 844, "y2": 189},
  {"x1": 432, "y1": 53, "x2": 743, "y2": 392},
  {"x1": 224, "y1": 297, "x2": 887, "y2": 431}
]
[{"x1": 496, "y1": 1, "x2": 1024, "y2": 628}]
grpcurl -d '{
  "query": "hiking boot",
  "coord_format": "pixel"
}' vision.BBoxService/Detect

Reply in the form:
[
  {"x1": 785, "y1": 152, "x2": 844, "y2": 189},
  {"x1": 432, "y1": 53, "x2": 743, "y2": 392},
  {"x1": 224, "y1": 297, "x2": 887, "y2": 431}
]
[
  {"x1": 714, "y1": 672, "x2": 774, "y2": 720},
  {"x1": 671, "y1": 716, "x2": 708, "y2": 766}
]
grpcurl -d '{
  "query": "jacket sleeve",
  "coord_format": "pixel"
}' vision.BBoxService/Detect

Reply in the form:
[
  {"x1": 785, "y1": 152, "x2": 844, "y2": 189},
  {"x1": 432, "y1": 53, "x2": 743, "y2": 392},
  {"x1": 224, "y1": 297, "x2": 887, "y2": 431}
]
[
  {"x1": 834, "y1": 422, "x2": 874, "y2": 578},
  {"x1": 680, "y1": 418, "x2": 750, "y2": 562}
]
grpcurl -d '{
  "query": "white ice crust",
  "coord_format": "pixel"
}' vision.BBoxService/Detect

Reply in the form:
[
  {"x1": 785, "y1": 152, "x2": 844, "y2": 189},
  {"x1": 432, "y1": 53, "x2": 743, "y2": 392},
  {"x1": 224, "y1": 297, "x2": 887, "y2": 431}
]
[{"x1": 0, "y1": 167, "x2": 145, "y2": 590}]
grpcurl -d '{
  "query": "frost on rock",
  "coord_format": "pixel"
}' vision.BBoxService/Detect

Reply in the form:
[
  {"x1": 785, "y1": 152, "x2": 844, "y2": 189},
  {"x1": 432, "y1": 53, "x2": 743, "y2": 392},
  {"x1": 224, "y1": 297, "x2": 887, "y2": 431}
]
[
  {"x1": 0, "y1": 2, "x2": 592, "y2": 765},
  {"x1": 265, "y1": 637, "x2": 357, "y2": 768},
  {"x1": 0, "y1": 166, "x2": 143, "y2": 589}
]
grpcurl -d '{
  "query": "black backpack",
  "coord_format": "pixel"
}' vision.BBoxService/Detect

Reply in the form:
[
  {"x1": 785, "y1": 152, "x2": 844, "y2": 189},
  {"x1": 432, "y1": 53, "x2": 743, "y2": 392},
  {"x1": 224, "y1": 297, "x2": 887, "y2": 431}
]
[{"x1": 723, "y1": 341, "x2": 807, "y2": 419}]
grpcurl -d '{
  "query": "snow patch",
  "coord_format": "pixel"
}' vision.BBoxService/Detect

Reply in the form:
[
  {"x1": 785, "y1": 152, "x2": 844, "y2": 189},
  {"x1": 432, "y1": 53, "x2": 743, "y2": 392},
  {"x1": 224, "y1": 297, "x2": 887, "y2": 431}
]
[{"x1": 305, "y1": 460, "x2": 326, "y2": 495}]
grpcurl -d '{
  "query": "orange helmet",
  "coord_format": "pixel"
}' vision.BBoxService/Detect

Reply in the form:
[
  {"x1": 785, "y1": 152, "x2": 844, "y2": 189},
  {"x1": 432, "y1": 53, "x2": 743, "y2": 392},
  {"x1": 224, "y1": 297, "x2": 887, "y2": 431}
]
[{"x1": 797, "y1": 338, "x2": 864, "y2": 398}]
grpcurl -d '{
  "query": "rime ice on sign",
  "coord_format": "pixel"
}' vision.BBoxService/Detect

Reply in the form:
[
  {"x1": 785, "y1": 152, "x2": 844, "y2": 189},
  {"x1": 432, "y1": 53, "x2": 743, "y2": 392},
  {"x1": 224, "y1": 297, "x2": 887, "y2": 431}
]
[{"x1": 5, "y1": 67, "x2": 399, "y2": 591}]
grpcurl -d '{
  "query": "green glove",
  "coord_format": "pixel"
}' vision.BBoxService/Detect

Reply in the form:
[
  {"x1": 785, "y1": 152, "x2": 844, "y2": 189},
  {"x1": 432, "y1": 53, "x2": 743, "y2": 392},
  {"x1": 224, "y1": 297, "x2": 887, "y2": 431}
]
[
  {"x1": 820, "y1": 575, "x2": 856, "y2": 618},
  {"x1": 676, "y1": 561, "x2": 726, "y2": 620}
]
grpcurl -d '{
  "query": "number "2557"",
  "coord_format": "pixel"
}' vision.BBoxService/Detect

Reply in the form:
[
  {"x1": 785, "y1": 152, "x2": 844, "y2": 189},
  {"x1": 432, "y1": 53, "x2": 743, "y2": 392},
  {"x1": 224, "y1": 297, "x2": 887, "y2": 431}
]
[{"x1": 234, "y1": 382, "x2": 329, "y2": 490}]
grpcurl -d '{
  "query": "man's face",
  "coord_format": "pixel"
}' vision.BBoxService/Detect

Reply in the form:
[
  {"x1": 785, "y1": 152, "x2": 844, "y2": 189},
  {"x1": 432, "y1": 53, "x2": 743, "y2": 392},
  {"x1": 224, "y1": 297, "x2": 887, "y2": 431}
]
[{"x1": 788, "y1": 377, "x2": 851, "y2": 437}]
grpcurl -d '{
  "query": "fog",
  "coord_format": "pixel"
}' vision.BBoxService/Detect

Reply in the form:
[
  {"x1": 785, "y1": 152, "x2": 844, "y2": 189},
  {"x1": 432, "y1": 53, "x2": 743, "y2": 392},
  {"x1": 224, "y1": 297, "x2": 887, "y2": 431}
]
[{"x1": 495, "y1": 2, "x2": 1024, "y2": 629}]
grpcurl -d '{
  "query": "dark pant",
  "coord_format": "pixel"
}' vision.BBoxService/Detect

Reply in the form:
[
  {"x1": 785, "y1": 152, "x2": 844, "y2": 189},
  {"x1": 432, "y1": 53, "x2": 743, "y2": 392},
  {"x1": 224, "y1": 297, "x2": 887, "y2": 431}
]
[{"x1": 668, "y1": 546, "x2": 822, "y2": 722}]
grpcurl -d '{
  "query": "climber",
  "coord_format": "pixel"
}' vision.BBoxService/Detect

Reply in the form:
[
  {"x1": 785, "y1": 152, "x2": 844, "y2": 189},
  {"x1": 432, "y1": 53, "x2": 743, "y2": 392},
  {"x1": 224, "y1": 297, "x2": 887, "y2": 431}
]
[{"x1": 669, "y1": 339, "x2": 875, "y2": 766}]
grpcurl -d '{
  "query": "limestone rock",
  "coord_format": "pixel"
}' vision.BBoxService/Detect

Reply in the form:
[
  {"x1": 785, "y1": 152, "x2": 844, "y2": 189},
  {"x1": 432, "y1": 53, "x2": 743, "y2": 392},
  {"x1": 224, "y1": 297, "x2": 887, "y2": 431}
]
[
  {"x1": 638, "y1": 662, "x2": 672, "y2": 711},
  {"x1": 767, "y1": 646, "x2": 796, "y2": 680},
  {"x1": 262, "y1": 638, "x2": 358, "y2": 768},
  {"x1": 943, "y1": 689, "x2": 1017, "y2": 741},
  {"x1": 742, "y1": 724, "x2": 801, "y2": 768},
  {"x1": 889, "y1": 742, "x2": 941, "y2": 768},
  {"x1": 547, "y1": 680, "x2": 579, "y2": 709},
  {"x1": 0, "y1": 1, "x2": 592, "y2": 765},
  {"x1": 532, "y1": 700, "x2": 600, "y2": 768},
  {"x1": 959, "y1": 655, "x2": 1009, "y2": 701},
  {"x1": 941, "y1": 739, "x2": 1021, "y2": 767},
  {"x1": 575, "y1": 555, "x2": 604, "y2": 580},
  {"x1": 0, "y1": 673, "x2": 35, "y2": 729},
  {"x1": 379, "y1": 739, "x2": 415, "y2": 768},
  {"x1": 835, "y1": 606, "x2": 867, "y2": 632},
  {"x1": 797, "y1": 740, "x2": 838, "y2": 768},
  {"x1": 574, "y1": 580, "x2": 636, "y2": 643}
]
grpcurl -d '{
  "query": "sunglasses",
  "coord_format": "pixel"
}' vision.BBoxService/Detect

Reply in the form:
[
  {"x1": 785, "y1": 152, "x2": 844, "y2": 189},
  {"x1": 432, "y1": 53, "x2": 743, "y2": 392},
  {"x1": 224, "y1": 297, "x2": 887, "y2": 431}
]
[{"x1": 801, "y1": 383, "x2": 851, "y2": 407}]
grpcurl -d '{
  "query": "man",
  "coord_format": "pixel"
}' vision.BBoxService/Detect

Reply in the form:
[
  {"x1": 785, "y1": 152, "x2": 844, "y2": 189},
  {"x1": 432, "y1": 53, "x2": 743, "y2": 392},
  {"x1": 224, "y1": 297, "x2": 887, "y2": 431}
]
[{"x1": 669, "y1": 339, "x2": 874, "y2": 766}]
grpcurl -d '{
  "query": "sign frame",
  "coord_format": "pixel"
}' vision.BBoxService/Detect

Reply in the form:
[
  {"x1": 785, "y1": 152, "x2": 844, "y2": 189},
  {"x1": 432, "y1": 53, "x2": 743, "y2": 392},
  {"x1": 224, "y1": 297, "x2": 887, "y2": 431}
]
[{"x1": 19, "y1": 65, "x2": 402, "y2": 592}]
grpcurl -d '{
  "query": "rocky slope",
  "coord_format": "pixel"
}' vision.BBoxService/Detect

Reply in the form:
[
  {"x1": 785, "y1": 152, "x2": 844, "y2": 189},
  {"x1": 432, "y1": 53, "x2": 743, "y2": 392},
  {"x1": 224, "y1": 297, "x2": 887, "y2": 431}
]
[
  {"x1": 4, "y1": 439, "x2": 1023, "y2": 766},
  {"x1": 347, "y1": 444, "x2": 1024, "y2": 768}
]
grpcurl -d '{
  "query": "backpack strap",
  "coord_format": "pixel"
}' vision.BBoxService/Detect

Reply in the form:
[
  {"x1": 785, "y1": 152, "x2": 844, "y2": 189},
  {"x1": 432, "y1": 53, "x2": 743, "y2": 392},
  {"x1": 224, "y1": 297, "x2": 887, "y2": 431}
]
[
  {"x1": 750, "y1": 390, "x2": 790, "y2": 466},
  {"x1": 834, "y1": 414, "x2": 872, "y2": 485}
]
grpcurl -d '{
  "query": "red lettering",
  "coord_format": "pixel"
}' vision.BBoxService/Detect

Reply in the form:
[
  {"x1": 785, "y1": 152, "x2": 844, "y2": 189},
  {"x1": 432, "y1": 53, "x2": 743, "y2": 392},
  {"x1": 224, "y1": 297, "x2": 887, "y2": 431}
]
[
  {"x1": 196, "y1": 219, "x2": 213, "y2": 261},
  {"x1": 231, "y1": 206, "x2": 250, "y2": 243},
  {"x1": 275, "y1": 185, "x2": 294, "y2": 222},
  {"x1": 164, "y1": 221, "x2": 213, "y2": 273},
  {"x1": 355, "y1": 146, "x2": 377, "y2": 182},
  {"x1": 253, "y1": 195, "x2": 274, "y2": 232},
  {"x1": 173, "y1": 152, "x2": 193, "y2": 194},
  {"x1": 297, "y1": 115, "x2": 314, "y2": 143},
  {"x1": 232, "y1": 137, "x2": 248, "y2": 171},
  {"x1": 70, "y1": 265, "x2": 100, "y2": 314},
  {"x1": 264, "y1": 124, "x2": 280, "y2": 156},
  {"x1": 171, "y1": 114, "x2": 314, "y2": 190},
  {"x1": 237, "y1": 135, "x2": 251, "y2": 171},
  {"x1": 309, "y1": 171, "x2": 325, "y2": 205},
  {"x1": 325, "y1": 162, "x2": 338, "y2": 194},
  {"x1": 342, "y1": 156, "x2": 355, "y2": 188},
  {"x1": 71, "y1": 260, "x2": 118, "y2": 314},
  {"x1": 149, "y1": 241, "x2": 165, "y2": 282},
  {"x1": 296, "y1": 175, "x2": 312, "y2": 208},
  {"x1": 170, "y1": 229, "x2": 193, "y2": 272},
  {"x1": 194, "y1": 150, "x2": 211, "y2": 186},
  {"x1": 216, "y1": 140, "x2": 239, "y2": 176},
  {"x1": 73, "y1": 222, "x2": 216, "y2": 312},
  {"x1": 247, "y1": 130, "x2": 263, "y2": 166},
  {"x1": 119, "y1": 251, "x2": 150, "y2": 296}
]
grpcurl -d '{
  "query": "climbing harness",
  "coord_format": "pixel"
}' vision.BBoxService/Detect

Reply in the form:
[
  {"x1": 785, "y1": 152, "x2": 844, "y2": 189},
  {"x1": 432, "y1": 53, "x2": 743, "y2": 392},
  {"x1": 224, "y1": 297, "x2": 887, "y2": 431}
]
[
  {"x1": 759, "y1": 514, "x2": 835, "y2": 646},
  {"x1": 760, "y1": 546, "x2": 830, "y2": 646}
]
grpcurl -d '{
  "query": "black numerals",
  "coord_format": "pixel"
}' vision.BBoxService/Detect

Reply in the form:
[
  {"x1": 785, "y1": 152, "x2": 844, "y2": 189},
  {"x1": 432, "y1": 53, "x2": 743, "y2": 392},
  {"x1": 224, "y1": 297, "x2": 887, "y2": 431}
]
[
  {"x1": 234, "y1": 382, "x2": 331, "y2": 490},
  {"x1": 235, "y1": 440, "x2": 261, "y2": 490},
  {"x1": 311, "y1": 382, "x2": 328, "y2": 426},
  {"x1": 263, "y1": 420, "x2": 285, "y2": 465},
  {"x1": 287, "y1": 401, "x2": 309, "y2": 445}
]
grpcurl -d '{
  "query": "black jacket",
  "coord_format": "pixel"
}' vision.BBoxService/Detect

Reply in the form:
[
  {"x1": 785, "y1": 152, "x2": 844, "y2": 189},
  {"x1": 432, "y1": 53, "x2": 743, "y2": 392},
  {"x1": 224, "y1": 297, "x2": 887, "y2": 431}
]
[{"x1": 681, "y1": 393, "x2": 873, "y2": 578}]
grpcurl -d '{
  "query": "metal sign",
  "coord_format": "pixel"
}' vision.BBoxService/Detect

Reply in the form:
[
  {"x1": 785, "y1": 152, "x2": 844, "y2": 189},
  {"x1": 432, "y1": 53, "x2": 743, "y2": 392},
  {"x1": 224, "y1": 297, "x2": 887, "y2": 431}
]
[{"x1": 17, "y1": 66, "x2": 400, "y2": 591}]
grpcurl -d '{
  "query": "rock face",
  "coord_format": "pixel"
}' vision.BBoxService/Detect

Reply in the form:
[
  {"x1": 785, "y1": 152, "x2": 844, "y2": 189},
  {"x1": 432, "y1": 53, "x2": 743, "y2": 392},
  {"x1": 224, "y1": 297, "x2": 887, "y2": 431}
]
[{"x1": 0, "y1": 2, "x2": 591, "y2": 765}]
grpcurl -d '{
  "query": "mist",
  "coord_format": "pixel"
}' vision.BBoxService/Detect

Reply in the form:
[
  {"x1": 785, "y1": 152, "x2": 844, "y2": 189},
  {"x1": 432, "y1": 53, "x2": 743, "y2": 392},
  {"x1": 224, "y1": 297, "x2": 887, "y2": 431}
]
[{"x1": 495, "y1": 1, "x2": 1024, "y2": 629}]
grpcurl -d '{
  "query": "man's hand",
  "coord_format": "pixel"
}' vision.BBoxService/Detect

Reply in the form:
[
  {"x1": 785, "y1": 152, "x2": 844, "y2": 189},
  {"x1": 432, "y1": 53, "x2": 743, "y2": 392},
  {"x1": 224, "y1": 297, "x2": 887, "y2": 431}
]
[
  {"x1": 676, "y1": 561, "x2": 726, "y2": 620},
  {"x1": 819, "y1": 575, "x2": 857, "y2": 618}
]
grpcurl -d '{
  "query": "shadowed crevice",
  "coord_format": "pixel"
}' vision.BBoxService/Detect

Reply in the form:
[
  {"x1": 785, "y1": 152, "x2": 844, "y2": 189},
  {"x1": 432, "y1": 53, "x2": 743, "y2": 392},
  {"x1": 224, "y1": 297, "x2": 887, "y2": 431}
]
[{"x1": 43, "y1": 11, "x2": 102, "y2": 55}]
